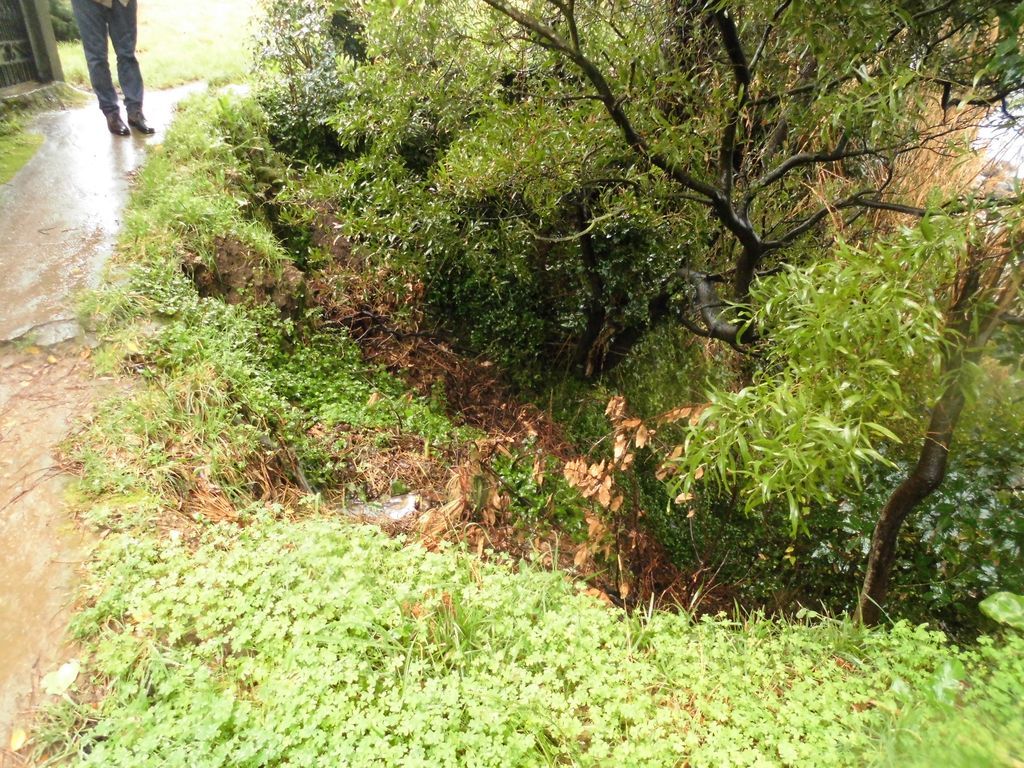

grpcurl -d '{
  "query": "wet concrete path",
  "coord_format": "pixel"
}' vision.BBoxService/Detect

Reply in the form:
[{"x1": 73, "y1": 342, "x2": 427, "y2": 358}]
[
  {"x1": 0, "y1": 347, "x2": 99, "y2": 758},
  {"x1": 0, "y1": 84, "x2": 199, "y2": 755},
  {"x1": 0, "y1": 84, "x2": 200, "y2": 344}
]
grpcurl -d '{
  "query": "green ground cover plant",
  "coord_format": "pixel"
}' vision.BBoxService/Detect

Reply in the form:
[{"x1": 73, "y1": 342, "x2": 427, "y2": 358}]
[
  {"x1": 39, "y1": 516, "x2": 1024, "y2": 767},
  {"x1": 0, "y1": 116, "x2": 42, "y2": 184}
]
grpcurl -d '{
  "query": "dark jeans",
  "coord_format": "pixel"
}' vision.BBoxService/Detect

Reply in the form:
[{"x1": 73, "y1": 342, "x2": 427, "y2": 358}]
[{"x1": 70, "y1": 0, "x2": 144, "y2": 115}]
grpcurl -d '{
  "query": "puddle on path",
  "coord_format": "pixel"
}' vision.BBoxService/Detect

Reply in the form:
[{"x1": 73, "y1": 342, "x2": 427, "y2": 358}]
[{"x1": 0, "y1": 83, "x2": 204, "y2": 345}]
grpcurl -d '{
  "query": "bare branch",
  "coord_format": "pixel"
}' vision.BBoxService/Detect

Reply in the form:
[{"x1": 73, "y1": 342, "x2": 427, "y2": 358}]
[
  {"x1": 747, "y1": 134, "x2": 856, "y2": 198},
  {"x1": 750, "y1": 0, "x2": 793, "y2": 72},
  {"x1": 714, "y1": 9, "x2": 751, "y2": 198},
  {"x1": 714, "y1": 9, "x2": 751, "y2": 90},
  {"x1": 845, "y1": 197, "x2": 930, "y2": 217}
]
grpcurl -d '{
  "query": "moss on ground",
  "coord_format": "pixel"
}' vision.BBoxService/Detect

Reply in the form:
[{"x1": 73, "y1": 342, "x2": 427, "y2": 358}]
[{"x1": 0, "y1": 127, "x2": 43, "y2": 184}]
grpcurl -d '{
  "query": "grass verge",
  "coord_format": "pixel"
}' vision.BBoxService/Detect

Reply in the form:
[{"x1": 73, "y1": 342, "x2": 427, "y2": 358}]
[
  {"x1": 0, "y1": 118, "x2": 43, "y2": 183},
  {"x1": 26, "y1": 92, "x2": 1024, "y2": 767}
]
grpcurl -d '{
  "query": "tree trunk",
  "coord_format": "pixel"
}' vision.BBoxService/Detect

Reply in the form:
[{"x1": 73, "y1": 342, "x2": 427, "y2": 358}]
[
  {"x1": 855, "y1": 382, "x2": 966, "y2": 625},
  {"x1": 855, "y1": 257, "x2": 1010, "y2": 625},
  {"x1": 572, "y1": 218, "x2": 607, "y2": 376}
]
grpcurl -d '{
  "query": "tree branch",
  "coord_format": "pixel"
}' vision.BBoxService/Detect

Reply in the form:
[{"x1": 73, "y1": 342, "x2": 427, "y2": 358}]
[
  {"x1": 714, "y1": 9, "x2": 750, "y2": 199},
  {"x1": 678, "y1": 268, "x2": 756, "y2": 349},
  {"x1": 481, "y1": 0, "x2": 723, "y2": 205},
  {"x1": 749, "y1": 0, "x2": 793, "y2": 72},
  {"x1": 746, "y1": 134, "x2": 855, "y2": 201},
  {"x1": 714, "y1": 10, "x2": 751, "y2": 90}
]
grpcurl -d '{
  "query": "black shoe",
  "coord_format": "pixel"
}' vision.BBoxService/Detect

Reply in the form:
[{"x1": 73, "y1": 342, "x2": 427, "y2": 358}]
[
  {"x1": 105, "y1": 112, "x2": 130, "y2": 136},
  {"x1": 127, "y1": 112, "x2": 155, "y2": 135}
]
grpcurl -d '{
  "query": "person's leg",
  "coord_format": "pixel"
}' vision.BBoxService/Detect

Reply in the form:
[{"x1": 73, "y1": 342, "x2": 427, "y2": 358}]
[
  {"x1": 70, "y1": 0, "x2": 118, "y2": 115},
  {"x1": 108, "y1": 0, "x2": 143, "y2": 115}
]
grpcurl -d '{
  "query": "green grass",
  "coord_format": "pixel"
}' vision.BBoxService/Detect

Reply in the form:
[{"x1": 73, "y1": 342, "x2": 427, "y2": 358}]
[
  {"x1": 58, "y1": 0, "x2": 259, "y2": 90},
  {"x1": 34, "y1": 91, "x2": 1024, "y2": 768},
  {"x1": 0, "y1": 121, "x2": 42, "y2": 183}
]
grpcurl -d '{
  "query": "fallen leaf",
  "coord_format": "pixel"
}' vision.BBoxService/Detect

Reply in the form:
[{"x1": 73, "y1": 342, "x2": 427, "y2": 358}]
[
  {"x1": 605, "y1": 396, "x2": 627, "y2": 419},
  {"x1": 532, "y1": 456, "x2": 545, "y2": 486},
  {"x1": 573, "y1": 546, "x2": 590, "y2": 567},
  {"x1": 563, "y1": 458, "x2": 586, "y2": 484},
  {"x1": 613, "y1": 434, "x2": 628, "y2": 460},
  {"x1": 10, "y1": 727, "x2": 27, "y2": 751},
  {"x1": 660, "y1": 406, "x2": 691, "y2": 423},
  {"x1": 675, "y1": 491, "x2": 694, "y2": 504},
  {"x1": 694, "y1": 466, "x2": 705, "y2": 480},
  {"x1": 42, "y1": 659, "x2": 80, "y2": 697},
  {"x1": 634, "y1": 424, "x2": 649, "y2": 448}
]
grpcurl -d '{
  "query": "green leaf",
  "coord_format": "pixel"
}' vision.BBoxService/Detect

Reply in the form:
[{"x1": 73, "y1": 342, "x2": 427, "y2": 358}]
[
  {"x1": 930, "y1": 658, "x2": 966, "y2": 707},
  {"x1": 863, "y1": 422, "x2": 902, "y2": 443},
  {"x1": 979, "y1": 592, "x2": 1024, "y2": 630}
]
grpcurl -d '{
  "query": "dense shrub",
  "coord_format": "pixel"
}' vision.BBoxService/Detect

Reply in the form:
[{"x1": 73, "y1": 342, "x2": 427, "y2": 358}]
[
  {"x1": 49, "y1": 0, "x2": 79, "y2": 42},
  {"x1": 253, "y1": 0, "x2": 348, "y2": 162},
  {"x1": 252, "y1": 1, "x2": 1024, "y2": 628}
]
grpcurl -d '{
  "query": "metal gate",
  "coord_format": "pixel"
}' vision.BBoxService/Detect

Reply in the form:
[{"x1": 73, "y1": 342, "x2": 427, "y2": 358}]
[{"x1": 0, "y1": 0, "x2": 38, "y2": 88}]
